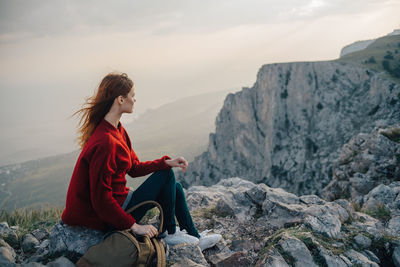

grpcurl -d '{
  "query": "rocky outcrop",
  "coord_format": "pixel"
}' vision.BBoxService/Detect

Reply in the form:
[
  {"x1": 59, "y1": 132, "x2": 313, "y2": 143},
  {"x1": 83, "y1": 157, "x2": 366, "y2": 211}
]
[
  {"x1": 323, "y1": 125, "x2": 400, "y2": 203},
  {"x1": 1, "y1": 177, "x2": 400, "y2": 266},
  {"x1": 322, "y1": 125, "x2": 400, "y2": 239},
  {"x1": 178, "y1": 61, "x2": 400, "y2": 195}
]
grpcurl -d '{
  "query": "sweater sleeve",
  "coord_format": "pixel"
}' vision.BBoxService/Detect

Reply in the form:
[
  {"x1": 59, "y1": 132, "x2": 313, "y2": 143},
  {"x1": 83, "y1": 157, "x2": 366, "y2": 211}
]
[
  {"x1": 127, "y1": 149, "x2": 172, "y2": 178},
  {"x1": 89, "y1": 143, "x2": 136, "y2": 230}
]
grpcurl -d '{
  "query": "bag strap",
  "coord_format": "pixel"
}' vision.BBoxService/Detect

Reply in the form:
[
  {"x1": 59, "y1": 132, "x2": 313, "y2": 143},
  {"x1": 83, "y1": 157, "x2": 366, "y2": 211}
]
[
  {"x1": 125, "y1": 200, "x2": 164, "y2": 235},
  {"x1": 151, "y1": 237, "x2": 166, "y2": 267}
]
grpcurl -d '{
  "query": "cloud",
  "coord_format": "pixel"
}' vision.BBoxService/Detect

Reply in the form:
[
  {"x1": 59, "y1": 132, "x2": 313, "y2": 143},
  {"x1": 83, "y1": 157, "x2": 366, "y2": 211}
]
[{"x1": 1, "y1": 0, "x2": 397, "y2": 43}]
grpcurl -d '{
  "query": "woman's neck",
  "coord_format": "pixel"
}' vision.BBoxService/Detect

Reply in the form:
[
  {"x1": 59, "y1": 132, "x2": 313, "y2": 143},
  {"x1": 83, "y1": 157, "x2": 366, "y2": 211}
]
[{"x1": 104, "y1": 112, "x2": 122, "y2": 129}]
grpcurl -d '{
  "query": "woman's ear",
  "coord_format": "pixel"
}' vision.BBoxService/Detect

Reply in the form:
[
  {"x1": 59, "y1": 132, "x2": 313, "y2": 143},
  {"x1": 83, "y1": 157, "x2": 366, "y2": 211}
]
[{"x1": 117, "y1": 95, "x2": 124, "y2": 104}]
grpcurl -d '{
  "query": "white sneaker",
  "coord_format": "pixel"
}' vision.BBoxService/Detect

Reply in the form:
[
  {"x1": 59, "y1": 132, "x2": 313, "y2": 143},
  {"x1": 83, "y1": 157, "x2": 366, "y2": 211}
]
[
  {"x1": 198, "y1": 230, "x2": 222, "y2": 251},
  {"x1": 163, "y1": 228, "x2": 199, "y2": 246}
]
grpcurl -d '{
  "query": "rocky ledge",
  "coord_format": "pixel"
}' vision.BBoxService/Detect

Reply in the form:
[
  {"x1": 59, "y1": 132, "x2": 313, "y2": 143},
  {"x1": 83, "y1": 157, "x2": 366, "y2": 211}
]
[{"x1": 1, "y1": 175, "x2": 400, "y2": 266}]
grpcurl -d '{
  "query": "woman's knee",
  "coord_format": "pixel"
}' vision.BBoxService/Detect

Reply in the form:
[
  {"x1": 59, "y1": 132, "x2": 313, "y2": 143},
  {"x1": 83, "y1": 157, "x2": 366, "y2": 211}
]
[
  {"x1": 175, "y1": 182, "x2": 185, "y2": 195},
  {"x1": 156, "y1": 169, "x2": 175, "y2": 184}
]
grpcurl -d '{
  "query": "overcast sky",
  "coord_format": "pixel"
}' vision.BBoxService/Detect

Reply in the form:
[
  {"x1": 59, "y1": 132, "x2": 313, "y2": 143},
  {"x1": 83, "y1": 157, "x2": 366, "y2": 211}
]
[{"x1": 0, "y1": 0, "x2": 399, "y2": 165}]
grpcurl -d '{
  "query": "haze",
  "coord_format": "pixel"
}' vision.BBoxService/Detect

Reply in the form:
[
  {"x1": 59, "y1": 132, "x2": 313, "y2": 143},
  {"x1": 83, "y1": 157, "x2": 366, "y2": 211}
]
[{"x1": 0, "y1": 0, "x2": 399, "y2": 166}]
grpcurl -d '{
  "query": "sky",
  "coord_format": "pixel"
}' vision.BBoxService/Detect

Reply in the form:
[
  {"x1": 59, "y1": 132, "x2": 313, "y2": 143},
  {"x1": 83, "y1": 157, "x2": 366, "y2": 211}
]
[{"x1": 0, "y1": 0, "x2": 399, "y2": 165}]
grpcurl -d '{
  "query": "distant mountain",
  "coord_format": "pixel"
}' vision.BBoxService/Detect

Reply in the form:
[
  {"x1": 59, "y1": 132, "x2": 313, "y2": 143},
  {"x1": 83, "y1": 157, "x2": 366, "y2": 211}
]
[
  {"x1": 125, "y1": 89, "x2": 235, "y2": 162},
  {"x1": 339, "y1": 29, "x2": 400, "y2": 57},
  {"x1": 0, "y1": 89, "x2": 234, "y2": 211}
]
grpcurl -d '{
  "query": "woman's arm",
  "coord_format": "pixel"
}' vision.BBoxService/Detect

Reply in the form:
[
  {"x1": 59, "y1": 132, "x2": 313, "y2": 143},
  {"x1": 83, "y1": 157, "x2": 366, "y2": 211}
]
[{"x1": 127, "y1": 149, "x2": 172, "y2": 177}]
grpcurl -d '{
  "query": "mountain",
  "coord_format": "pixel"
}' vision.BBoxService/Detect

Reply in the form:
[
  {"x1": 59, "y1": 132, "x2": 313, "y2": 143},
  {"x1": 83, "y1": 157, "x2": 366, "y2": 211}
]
[
  {"x1": 0, "y1": 90, "x2": 233, "y2": 211},
  {"x1": 178, "y1": 34, "x2": 400, "y2": 196},
  {"x1": 339, "y1": 29, "x2": 400, "y2": 57}
]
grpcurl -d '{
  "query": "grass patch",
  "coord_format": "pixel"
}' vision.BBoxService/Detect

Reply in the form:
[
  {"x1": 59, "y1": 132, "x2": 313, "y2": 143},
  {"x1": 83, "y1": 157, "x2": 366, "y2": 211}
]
[
  {"x1": 193, "y1": 206, "x2": 231, "y2": 219},
  {"x1": 364, "y1": 203, "x2": 391, "y2": 222},
  {"x1": 0, "y1": 206, "x2": 63, "y2": 233}
]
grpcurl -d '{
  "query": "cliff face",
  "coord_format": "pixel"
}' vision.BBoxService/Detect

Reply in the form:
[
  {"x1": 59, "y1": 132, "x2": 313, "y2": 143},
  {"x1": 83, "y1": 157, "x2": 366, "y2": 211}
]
[{"x1": 178, "y1": 61, "x2": 400, "y2": 195}]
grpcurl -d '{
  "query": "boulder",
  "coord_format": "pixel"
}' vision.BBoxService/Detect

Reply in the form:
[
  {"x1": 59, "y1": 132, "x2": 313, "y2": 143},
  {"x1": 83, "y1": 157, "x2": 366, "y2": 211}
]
[{"x1": 48, "y1": 221, "x2": 104, "y2": 256}]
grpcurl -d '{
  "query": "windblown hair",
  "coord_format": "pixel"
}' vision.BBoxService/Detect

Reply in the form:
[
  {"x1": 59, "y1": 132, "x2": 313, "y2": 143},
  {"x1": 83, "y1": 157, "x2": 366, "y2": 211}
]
[{"x1": 71, "y1": 72, "x2": 134, "y2": 150}]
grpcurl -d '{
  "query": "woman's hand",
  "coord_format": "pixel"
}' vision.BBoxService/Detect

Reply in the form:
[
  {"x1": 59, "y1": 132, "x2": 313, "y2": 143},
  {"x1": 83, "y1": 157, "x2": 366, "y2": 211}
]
[
  {"x1": 130, "y1": 223, "x2": 158, "y2": 238},
  {"x1": 165, "y1": 157, "x2": 189, "y2": 172}
]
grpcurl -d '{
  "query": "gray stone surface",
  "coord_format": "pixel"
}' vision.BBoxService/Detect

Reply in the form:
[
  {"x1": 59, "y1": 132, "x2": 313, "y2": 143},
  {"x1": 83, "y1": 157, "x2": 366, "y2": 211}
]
[
  {"x1": 318, "y1": 247, "x2": 348, "y2": 267},
  {"x1": 22, "y1": 234, "x2": 39, "y2": 254},
  {"x1": 168, "y1": 243, "x2": 209, "y2": 267},
  {"x1": 178, "y1": 62, "x2": 400, "y2": 196},
  {"x1": 323, "y1": 126, "x2": 400, "y2": 202},
  {"x1": 30, "y1": 229, "x2": 49, "y2": 242},
  {"x1": 394, "y1": 246, "x2": 400, "y2": 267},
  {"x1": 0, "y1": 222, "x2": 19, "y2": 248},
  {"x1": 354, "y1": 234, "x2": 372, "y2": 249},
  {"x1": 0, "y1": 247, "x2": 15, "y2": 265},
  {"x1": 46, "y1": 256, "x2": 75, "y2": 267},
  {"x1": 49, "y1": 221, "x2": 104, "y2": 256},
  {"x1": 256, "y1": 248, "x2": 289, "y2": 267},
  {"x1": 278, "y1": 234, "x2": 318, "y2": 267},
  {"x1": 345, "y1": 249, "x2": 379, "y2": 266}
]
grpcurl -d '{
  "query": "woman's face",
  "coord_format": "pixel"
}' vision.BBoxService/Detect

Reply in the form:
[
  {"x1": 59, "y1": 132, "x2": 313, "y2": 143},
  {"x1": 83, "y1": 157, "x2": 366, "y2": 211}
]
[{"x1": 121, "y1": 87, "x2": 136, "y2": 113}]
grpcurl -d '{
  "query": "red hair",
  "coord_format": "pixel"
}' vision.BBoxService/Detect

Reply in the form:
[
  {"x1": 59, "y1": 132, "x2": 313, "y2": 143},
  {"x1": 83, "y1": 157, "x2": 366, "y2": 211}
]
[{"x1": 71, "y1": 72, "x2": 134, "y2": 149}]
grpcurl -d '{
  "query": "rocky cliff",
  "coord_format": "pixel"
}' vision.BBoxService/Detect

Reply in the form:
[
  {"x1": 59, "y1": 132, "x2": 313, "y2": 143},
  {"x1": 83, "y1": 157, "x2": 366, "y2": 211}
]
[
  {"x1": 178, "y1": 61, "x2": 400, "y2": 195},
  {"x1": 2, "y1": 175, "x2": 400, "y2": 266}
]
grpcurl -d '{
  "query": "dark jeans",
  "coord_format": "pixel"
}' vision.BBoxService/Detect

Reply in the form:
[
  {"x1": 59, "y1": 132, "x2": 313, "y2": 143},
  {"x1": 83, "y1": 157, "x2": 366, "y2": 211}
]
[{"x1": 124, "y1": 169, "x2": 200, "y2": 238}]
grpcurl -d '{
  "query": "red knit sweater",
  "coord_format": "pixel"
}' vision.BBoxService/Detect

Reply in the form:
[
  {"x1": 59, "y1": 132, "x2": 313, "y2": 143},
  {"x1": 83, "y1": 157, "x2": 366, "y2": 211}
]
[{"x1": 61, "y1": 118, "x2": 171, "y2": 231}]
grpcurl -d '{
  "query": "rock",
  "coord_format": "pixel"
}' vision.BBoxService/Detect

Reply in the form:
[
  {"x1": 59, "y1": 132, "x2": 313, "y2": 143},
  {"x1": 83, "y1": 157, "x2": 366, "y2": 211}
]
[
  {"x1": 20, "y1": 263, "x2": 46, "y2": 266},
  {"x1": 388, "y1": 215, "x2": 400, "y2": 236},
  {"x1": 215, "y1": 199, "x2": 235, "y2": 217},
  {"x1": 167, "y1": 243, "x2": 209, "y2": 267},
  {"x1": 362, "y1": 250, "x2": 380, "y2": 264},
  {"x1": 214, "y1": 251, "x2": 251, "y2": 267},
  {"x1": 186, "y1": 178, "x2": 256, "y2": 221},
  {"x1": 300, "y1": 195, "x2": 326, "y2": 205},
  {"x1": 0, "y1": 222, "x2": 19, "y2": 248},
  {"x1": 255, "y1": 248, "x2": 289, "y2": 267},
  {"x1": 393, "y1": 246, "x2": 400, "y2": 267},
  {"x1": 30, "y1": 229, "x2": 49, "y2": 242},
  {"x1": 229, "y1": 239, "x2": 254, "y2": 252},
  {"x1": 318, "y1": 247, "x2": 348, "y2": 267},
  {"x1": 27, "y1": 239, "x2": 50, "y2": 263},
  {"x1": 22, "y1": 234, "x2": 39, "y2": 254},
  {"x1": 170, "y1": 257, "x2": 207, "y2": 267},
  {"x1": 48, "y1": 221, "x2": 104, "y2": 256},
  {"x1": 323, "y1": 126, "x2": 400, "y2": 202},
  {"x1": 1, "y1": 238, "x2": 16, "y2": 259},
  {"x1": 353, "y1": 234, "x2": 372, "y2": 249},
  {"x1": 0, "y1": 247, "x2": 15, "y2": 265},
  {"x1": 345, "y1": 249, "x2": 379, "y2": 266},
  {"x1": 304, "y1": 212, "x2": 341, "y2": 238},
  {"x1": 278, "y1": 234, "x2": 318, "y2": 267},
  {"x1": 47, "y1": 256, "x2": 75, "y2": 267},
  {"x1": 363, "y1": 184, "x2": 397, "y2": 210},
  {"x1": 207, "y1": 251, "x2": 234, "y2": 266}
]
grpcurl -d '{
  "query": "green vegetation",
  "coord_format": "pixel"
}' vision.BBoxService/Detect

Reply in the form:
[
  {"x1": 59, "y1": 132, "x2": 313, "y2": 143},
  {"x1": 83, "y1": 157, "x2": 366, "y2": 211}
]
[
  {"x1": 0, "y1": 206, "x2": 63, "y2": 236},
  {"x1": 351, "y1": 202, "x2": 361, "y2": 212},
  {"x1": 364, "y1": 203, "x2": 391, "y2": 222},
  {"x1": 336, "y1": 35, "x2": 400, "y2": 81},
  {"x1": 276, "y1": 244, "x2": 296, "y2": 266}
]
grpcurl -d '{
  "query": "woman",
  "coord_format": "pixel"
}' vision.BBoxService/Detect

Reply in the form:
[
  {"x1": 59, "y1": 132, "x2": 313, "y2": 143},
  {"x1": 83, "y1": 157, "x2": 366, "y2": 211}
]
[{"x1": 61, "y1": 72, "x2": 221, "y2": 250}]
